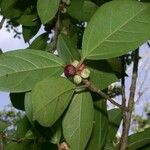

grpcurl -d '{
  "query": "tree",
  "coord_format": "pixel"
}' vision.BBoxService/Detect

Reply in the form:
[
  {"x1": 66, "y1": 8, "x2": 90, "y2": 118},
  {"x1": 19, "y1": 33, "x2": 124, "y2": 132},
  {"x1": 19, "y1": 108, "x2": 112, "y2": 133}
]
[{"x1": 0, "y1": 0, "x2": 150, "y2": 150}]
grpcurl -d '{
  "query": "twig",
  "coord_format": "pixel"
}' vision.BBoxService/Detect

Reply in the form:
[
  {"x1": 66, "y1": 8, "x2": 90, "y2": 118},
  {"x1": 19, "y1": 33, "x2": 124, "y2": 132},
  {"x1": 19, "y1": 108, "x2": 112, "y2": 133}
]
[
  {"x1": 119, "y1": 49, "x2": 139, "y2": 150},
  {"x1": 147, "y1": 42, "x2": 150, "y2": 48},
  {"x1": 59, "y1": 142, "x2": 70, "y2": 150},
  {"x1": 0, "y1": 133, "x2": 34, "y2": 143},
  {"x1": 82, "y1": 79, "x2": 129, "y2": 112},
  {"x1": 51, "y1": 12, "x2": 60, "y2": 52},
  {"x1": 119, "y1": 56, "x2": 127, "y2": 148},
  {"x1": 0, "y1": 17, "x2": 5, "y2": 29}
]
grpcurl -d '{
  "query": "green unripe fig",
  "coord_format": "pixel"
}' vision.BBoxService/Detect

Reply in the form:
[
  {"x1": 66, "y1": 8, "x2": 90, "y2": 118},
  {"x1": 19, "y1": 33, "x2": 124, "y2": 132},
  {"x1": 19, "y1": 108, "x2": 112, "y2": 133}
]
[
  {"x1": 71, "y1": 60, "x2": 79, "y2": 68},
  {"x1": 73, "y1": 75, "x2": 82, "y2": 84},
  {"x1": 81, "y1": 68, "x2": 90, "y2": 79},
  {"x1": 66, "y1": 0, "x2": 71, "y2": 5},
  {"x1": 62, "y1": 0, "x2": 67, "y2": 3}
]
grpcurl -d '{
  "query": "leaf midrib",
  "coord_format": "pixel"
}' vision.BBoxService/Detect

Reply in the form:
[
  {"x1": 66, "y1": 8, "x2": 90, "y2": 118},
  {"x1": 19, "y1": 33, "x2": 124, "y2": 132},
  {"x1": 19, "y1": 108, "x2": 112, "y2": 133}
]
[
  {"x1": 85, "y1": 5, "x2": 149, "y2": 58},
  {"x1": 34, "y1": 88, "x2": 75, "y2": 117},
  {"x1": 60, "y1": 36, "x2": 75, "y2": 60},
  {"x1": 128, "y1": 137, "x2": 150, "y2": 148},
  {"x1": 4, "y1": 50, "x2": 64, "y2": 66},
  {"x1": 0, "y1": 64, "x2": 62, "y2": 78}
]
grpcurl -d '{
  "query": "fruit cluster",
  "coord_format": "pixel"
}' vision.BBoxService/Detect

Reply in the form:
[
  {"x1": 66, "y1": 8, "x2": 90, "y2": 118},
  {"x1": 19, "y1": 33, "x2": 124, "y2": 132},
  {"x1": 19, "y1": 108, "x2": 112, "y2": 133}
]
[{"x1": 64, "y1": 60, "x2": 90, "y2": 84}]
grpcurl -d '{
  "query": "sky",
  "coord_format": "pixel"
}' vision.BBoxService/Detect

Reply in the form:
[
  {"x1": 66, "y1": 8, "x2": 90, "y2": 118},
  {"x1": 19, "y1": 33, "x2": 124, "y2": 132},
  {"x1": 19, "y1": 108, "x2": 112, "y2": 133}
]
[
  {"x1": 0, "y1": 16, "x2": 27, "y2": 109},
  {"x1": 0, "y1": 15, "x2": 47, "y2": 110},
  {"x1": 0, "y1": 15, "x2": 150, "y2": 118},
  {"x1": 0, "y1": 15, "x2": 45, "y2": 110}
]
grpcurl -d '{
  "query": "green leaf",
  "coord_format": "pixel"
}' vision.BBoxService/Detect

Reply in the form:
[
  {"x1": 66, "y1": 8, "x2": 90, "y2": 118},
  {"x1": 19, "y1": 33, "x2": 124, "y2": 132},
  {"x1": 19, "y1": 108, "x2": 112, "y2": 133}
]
[
  {"x1": 6, "y1": 141, "x2": 57, "y2": 150},
  {"x1": 32, "y1": 77, "x2": 75, "y2": 127},
  {"x1": 67, "y1": 0, "x2": 84, "y2": 20},
  {"x1": 37, "y1": 0, "x2": 61, "y2": 24},
  {"x1": 68, "y1": 1, "x2": 98, "y2": 21},
  {"x1": 63, "y1": 92, "x2": 94, "y2": 150},
  {"x1": 0, "y1": 120, "x2": 8, "y2": 132},
  {"x1": 87, "y1": 60, "x2": 119, "y2": 90},
  {"x1": 15, "y1": 116, "x2": 31, "y2": 138},
  {"x1": 107, "y1": 58, "x2": 122, "y2": 78},
  {"x1": 141, "y1": 0, "x2": 150, "y2": 2},
  {"x1": 50, "y1": 119, "x2": 62, "y2": 144},
  {"x1": 127, "y1": 128, "x2": 150, "y2": 150},
  {"x1": 104, "y1": 109, "x2": 122, "y2": 149},
  {"x1": 86, "y1": 99, "x2": 108, "y2": 150},
  {"x1": 92, "y1": 0, "x2": 111, "y2": 6},
  {"x1": 57, "y1": 34, "x2": 81, "y2": 64},
  {"x1": 82, "y1": 1, "x2": 150, "y2": 60},
  {"x1": 29, "y1": 33, "x2": 49, "y2": 50},
  {"x1": 5, "y1": 142, "x2": 31, "y2": 150},
  {"x1": 15, "y1": 13, "x2": 39, "y2": 26},
  {"x1": 10, "y1": 93, "x2": 25, "y2": 110},
  {"x1": 25, "y1": 92, "x2": 62, "y2": 142},
  {"x1": 25, "y1": 130, "x2": 34, "y2": 139},
  {"x1": 138, "y1": 144, "x2": 150, "y2": 150},
  {"x1": 25, "y1": 92, "x2": 33, "y2": 123},
  {"x1": 22, "y1": 25, "x2": 41, "y2": 42},
  {"x1": 0, "y1": 0, "x2": 22, "y2": 19},
  {"x1": 0, "y1": 49, "x2": 64, "y2": 92}
]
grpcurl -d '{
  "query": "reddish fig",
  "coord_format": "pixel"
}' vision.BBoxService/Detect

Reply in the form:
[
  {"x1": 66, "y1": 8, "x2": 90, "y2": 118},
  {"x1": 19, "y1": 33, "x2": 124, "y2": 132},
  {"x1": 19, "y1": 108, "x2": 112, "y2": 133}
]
[{"x1": 64, "y1": 65, "x2": 76, "y2": 77}]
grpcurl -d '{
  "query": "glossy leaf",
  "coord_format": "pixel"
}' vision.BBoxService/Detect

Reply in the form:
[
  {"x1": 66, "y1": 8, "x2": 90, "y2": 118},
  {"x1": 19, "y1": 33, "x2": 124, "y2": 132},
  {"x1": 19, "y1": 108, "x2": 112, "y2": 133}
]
[
  {"x1": 5, "y1": 142, "x2": 31, "y2": 150},
  {"x1": 25, "y1": 130, "x2": 34, "y2": 139},
  {"x1": 0, "y1": 49, "x2": 64, "y2": 92},
  {"x1": 29, "y1": 33, "x2": 49, "y2": 50},
  {"x1": 63, "y1": 92, "x2": 94, "y2": 150},
  {"x1": 5, "y1": 141, "x2": 57, "y2": 150},
  {"x1": 10, "y1": 92, "x2": 25, "y2": 110},
  {"x1": 138, "y1": 144, "x2": 150, "y2": 150},
  {"x1": 107, "y1": 58, "x2": 122, "y2": 78},
  {"x1": 32, "y1": 77, "x2": 75, "y2": 127},
  {"x1": 104, "y1": 109, "x2": 122, "y2": 149},
  {"x1": 67, "y1": 0, "x2": 84, "y2": 20},
  {"x1": 92, "y1": 0, "x2": 111, "y2": 6},
  {"x1": 16, "y1": 13, "x2": 39, "y2": 26},
  {"x1": 25, "y1": 92, "x2": 33, "y2": 123},
  {"x1": 68, "y1": 1, "x2": 98, "y2": 21},
  {"x1": 87, "y1": 60, "x2": 119, "y2": 90},
  {"x1": 37, "y1": 0, "x2": 61, "y2": 24},
  {"x1": 127, "y1": 128, "x2": 150, "y2": 150},
  {"x1": 15, "y1": 116, "x2": 31, "y2": 138},
  {"x1": 82, "y1": 1, "x2": 150, "y2": 60},
  {"x1": 57, "y1": 34, "x2": 80, "y2": 64},
  {"x1": 22, "y1": 25, "x2": 41, "y2": 42},
  {"x1": 0, "y1": 0, "x2": 22, "y2": 19},
  {"x1": 86, "y1": 100, "x2": 108, "y2": 150}
]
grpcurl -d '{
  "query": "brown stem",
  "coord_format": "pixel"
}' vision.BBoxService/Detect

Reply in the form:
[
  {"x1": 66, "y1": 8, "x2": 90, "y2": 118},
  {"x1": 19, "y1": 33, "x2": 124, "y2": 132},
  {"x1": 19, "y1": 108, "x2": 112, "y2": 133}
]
[
  {"x1": 82, "y1": 79, "x2": 129, "y2": 112},
  {"x1": 51, "y1": 12, "x2": 60, "y2": 52},
  {"x1": 59, "y1": 142, "x2": 70, "y2": 150},
  {"x1": 0, "y1": 133, "x2": 34, "y2": 143},
  {"x1": 119, "y1": 56, "x2": 127, "y2": 148},
  {"x1": 119, "y1": 49, "x2": 139, "y2": 150},
  {"x1": 0, "y1": 17, "x2": 5, "y2": 29}
]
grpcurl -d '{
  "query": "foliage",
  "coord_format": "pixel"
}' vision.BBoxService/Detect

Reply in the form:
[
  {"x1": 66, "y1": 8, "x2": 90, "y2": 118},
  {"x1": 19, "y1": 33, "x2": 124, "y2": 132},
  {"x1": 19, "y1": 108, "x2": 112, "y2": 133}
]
[
  {"x1": 132, "y1": 102, "x2": 150, "y2": 133},
  {"x1": 0, "y1": 0, "x2": 150, "y2": 149}
]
